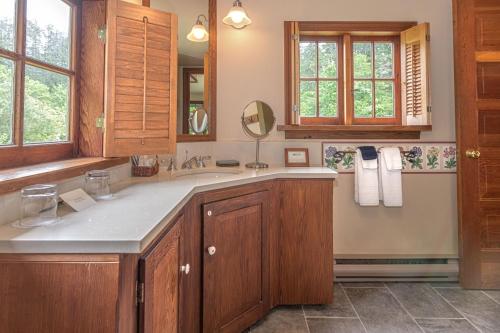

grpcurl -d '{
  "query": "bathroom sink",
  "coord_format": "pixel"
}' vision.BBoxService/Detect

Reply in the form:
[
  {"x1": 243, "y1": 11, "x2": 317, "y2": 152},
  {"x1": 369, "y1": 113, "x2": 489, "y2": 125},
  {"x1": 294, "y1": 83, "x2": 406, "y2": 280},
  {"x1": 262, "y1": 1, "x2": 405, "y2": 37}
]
[{"x1": 173, "y1": 168, "x2": 242, "y2": 179}]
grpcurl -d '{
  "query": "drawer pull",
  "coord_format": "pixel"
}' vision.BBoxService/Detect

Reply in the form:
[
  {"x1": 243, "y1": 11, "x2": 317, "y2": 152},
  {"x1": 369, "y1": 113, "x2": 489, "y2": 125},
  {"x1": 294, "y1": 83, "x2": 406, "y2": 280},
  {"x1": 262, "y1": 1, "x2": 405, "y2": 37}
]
[{"x1": 207, "y1": 246, "x2": 216, "y2": 256}]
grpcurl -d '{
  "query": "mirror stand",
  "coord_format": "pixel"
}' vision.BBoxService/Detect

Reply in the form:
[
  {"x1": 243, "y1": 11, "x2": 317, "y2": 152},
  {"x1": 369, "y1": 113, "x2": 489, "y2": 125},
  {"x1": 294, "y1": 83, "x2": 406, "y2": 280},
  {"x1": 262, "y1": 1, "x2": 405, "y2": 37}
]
[{"x1": 245, "y1": 138, "x2": 269, "y2": 169}]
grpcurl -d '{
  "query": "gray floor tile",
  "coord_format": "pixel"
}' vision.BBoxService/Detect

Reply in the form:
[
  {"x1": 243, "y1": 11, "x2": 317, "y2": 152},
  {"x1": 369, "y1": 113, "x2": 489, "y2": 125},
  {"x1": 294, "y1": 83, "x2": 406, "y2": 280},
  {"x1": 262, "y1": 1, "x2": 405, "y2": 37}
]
[
  {"x1": 341, "y1": 282, "x2": 386, "y2": 288},
  {"x1": 430, "y1": 282, "x2": 461, "y2": 288},
  {"x1": 250, "y1": 306, "x2": 308, "y2": 333},
  {"x1": 387, "y1": 283, "x2": 462, "y2": 319},
  {"x1": 436, "y1": 288, "x2": 500, "y2": 333},
  {"x1": 303, "y1": 284, "x2": 357, "y2": 318},
  {"x1": 345, "y1": 287, "x2": 422, "y2": 333},
  {"x1": 307, "y1": 317, "x2": 366, "y2": 333},
  {"x1": 416, "y1": 318, "x2": 480, "y2": 333},
  {"x1": 483, "y1": 290, "x2": 500, "y2": 304}
]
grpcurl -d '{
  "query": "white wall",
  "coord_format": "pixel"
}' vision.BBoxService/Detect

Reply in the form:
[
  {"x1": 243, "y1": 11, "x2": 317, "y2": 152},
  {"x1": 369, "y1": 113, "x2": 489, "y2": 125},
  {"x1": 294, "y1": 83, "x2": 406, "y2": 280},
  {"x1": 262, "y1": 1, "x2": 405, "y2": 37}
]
[{"x1": 178, "y1": 0, "x2": 458, "y2": 258}]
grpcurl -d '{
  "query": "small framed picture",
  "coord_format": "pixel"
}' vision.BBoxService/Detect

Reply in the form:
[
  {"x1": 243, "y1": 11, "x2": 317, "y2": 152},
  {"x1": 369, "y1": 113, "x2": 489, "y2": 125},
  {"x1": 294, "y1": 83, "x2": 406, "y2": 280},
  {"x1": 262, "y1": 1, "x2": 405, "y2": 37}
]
[{"x1": 285, "y1": 148, "x2": 310, "y2": 167}]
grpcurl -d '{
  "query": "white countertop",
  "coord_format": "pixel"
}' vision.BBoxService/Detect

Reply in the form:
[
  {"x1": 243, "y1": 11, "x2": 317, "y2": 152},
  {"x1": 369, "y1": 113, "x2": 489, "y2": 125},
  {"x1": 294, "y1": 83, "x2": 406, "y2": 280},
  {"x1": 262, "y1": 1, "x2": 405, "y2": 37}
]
[{"x1": 0, "y1": 167, "x2": 337, "y2": 254}]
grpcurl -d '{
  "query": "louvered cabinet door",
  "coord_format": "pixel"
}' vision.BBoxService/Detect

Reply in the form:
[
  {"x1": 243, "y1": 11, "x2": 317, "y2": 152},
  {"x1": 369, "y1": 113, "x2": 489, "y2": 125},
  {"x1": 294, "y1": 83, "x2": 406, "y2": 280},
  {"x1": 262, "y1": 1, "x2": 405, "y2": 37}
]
[{"x1": 104, "y1": 0, "x2": 177, "y2": 157}]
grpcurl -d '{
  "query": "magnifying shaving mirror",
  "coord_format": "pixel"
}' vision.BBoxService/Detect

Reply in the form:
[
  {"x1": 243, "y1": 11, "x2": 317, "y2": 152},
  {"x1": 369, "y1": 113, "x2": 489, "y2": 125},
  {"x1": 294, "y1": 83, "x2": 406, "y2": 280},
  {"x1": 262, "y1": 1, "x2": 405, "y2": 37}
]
[
  {"x1": 189, "y1": 108, "x2": 209, "y2": 134},
  {"x1": 241, "y1": 101, "x2": 276, "y2": 169}
]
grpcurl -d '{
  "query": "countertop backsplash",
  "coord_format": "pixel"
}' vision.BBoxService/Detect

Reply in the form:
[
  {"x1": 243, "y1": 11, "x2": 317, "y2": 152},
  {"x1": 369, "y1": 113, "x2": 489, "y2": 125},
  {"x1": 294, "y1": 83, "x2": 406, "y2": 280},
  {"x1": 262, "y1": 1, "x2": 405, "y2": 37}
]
[{"x1": 0, "y1": 163, "x2": 131, "y2": 226}]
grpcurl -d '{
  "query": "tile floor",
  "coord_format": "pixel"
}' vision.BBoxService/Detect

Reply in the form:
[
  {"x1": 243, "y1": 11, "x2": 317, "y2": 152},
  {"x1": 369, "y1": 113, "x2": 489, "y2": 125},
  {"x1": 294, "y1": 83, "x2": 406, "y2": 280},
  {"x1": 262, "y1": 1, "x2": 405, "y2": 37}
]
[{"x1": 249, "y1": 282, "x2": 500, "y2": 333}]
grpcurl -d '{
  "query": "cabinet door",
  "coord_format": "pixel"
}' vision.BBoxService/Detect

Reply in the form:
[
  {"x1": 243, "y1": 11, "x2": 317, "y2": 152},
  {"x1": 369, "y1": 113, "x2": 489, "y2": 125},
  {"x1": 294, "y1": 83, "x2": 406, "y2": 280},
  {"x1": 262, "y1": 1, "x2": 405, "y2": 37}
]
[
  {"x1": 104, "y1": 0, "x2": 177, "y2": 157},
  {"x1": 203, "y1": 191, "x2": 270, "y2": 333},
  {"x1": 0, "y1": 255, "x2": 120, "y2": 333},
  {"x1": 140, "y1": 216, "x2": 183, "y2": 333},
  {"x1": 279, "y1": 179, "x2": 334, "y2": 304}
]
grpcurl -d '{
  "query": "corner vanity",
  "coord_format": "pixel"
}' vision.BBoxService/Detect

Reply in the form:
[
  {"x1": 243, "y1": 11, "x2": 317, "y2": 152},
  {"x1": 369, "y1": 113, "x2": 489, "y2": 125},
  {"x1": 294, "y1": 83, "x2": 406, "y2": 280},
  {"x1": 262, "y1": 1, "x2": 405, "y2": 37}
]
[{"x1": 0, "y1": 168, "x2": 336, "y2": 333}]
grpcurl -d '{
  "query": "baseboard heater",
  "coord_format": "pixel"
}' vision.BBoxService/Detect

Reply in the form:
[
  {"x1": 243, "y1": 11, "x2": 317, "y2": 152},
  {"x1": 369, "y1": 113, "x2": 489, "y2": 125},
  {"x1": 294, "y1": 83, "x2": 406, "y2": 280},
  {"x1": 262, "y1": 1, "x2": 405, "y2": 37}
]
[{"x1": 334, "y1": 258, "x2": 459, "y2": 282}]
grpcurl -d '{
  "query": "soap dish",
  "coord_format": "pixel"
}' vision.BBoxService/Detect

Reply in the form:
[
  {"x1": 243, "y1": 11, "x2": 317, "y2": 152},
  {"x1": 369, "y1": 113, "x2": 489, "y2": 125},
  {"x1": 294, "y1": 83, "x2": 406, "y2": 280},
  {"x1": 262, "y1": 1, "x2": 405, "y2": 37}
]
[{"x1": 216, "y1": 160, "x2": 240, "y2": 167}]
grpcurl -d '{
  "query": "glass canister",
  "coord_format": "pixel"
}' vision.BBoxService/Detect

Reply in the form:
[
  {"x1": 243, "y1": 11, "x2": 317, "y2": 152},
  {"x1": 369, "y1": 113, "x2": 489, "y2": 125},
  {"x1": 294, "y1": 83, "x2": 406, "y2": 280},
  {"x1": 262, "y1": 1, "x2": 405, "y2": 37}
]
[
  {"x1": 85, "y1": 170, "x2": 112, "y2": 200},
  {"x1": 17, "y1": 184, "x2": 59, "y2": 228}
]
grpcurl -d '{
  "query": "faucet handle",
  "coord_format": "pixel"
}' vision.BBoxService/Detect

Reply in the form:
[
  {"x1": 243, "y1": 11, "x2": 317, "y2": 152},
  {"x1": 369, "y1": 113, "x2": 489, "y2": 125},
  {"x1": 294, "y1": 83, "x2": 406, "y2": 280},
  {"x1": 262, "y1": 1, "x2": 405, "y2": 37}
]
[
  {"x1": 167, "y1": 156, "x2": 177, "y2": 171},
  {"x1": 200, "y1": 155, "x2": 211, "y2": 168}
]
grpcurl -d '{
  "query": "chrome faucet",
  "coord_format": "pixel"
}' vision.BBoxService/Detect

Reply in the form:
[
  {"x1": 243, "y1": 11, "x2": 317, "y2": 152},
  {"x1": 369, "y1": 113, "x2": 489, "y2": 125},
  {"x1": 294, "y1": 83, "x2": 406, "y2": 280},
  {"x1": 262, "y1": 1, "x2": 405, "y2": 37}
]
[{"x1": 181, "y1": 151, "x2": 212, "y2": 169}]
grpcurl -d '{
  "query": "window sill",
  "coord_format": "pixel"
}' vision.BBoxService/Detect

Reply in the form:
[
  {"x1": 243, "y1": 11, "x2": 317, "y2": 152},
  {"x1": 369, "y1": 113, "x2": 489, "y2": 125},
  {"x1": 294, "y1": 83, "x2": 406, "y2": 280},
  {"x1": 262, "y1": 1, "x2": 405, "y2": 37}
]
[
  {"x1": 0, "y1": 157, "x2": 129, "y2": 195},
  {"x1": 276, "y1": 125, "x2": 432, "y2": 140}
]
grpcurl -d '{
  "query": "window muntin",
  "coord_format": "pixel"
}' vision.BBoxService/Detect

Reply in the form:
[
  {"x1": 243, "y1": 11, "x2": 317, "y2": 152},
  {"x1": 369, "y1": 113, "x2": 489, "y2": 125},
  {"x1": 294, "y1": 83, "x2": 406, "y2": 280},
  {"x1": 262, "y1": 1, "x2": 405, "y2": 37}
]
[
  {"x1": 353, "y1": 39, "x2": 397, "y2": 120},
  {"x1": 299, "y1": 37, "x2": 341, "y2": 124},
  {"x1": 0, "y1": 0, "x2": 77, "y2": 169}
]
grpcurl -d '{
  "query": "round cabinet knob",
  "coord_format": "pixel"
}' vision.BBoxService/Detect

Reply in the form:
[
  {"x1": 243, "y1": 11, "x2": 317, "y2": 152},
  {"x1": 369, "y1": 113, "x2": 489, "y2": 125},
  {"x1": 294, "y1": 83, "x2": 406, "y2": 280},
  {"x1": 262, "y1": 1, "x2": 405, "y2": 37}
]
[
  {"x1": 180, "y1": 264, "x2": 190, "y2": 275},
  {"x1": 465, "y1": 149, "x2": 481, "y2": 159},
  {"x1": 207, "y1": 210, "x2": 212, "y2": 216},
  {"x1": 207, "y1": 246, "x2": 216, "y2": 256}
]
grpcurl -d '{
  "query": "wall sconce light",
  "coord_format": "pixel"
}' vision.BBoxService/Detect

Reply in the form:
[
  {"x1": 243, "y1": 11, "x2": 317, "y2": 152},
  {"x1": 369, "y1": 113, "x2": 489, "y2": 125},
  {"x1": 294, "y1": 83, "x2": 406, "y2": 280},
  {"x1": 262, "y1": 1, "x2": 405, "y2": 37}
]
[
  {"x1": 187, "y1": 14, "x2": 209, "y2": 42},
  {"x1": 223, "y1": 0, "x2": 251, "y2": 29}
]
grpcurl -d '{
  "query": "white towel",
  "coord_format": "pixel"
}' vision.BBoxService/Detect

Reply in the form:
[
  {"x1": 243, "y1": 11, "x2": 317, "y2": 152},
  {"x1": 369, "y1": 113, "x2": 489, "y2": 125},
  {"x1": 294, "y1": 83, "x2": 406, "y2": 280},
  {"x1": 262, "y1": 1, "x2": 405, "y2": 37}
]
[
  {"x1": 378, "y1": 148, "x2": 403, "y2": 207},
  {"x1": 354, "y1": 149, "x2": 379, "y2": 206}
]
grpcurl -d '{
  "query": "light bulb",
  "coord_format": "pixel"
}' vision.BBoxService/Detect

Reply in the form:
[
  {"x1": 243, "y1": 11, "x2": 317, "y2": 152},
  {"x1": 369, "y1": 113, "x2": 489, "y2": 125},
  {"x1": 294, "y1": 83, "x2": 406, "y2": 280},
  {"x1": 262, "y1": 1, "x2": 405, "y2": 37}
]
[
  {"x1": 230, "y1": 10, "x2": 244, "y2": 24},
  {"x1": 193, "y1": 27, "x2": 205, "y2": 40}
]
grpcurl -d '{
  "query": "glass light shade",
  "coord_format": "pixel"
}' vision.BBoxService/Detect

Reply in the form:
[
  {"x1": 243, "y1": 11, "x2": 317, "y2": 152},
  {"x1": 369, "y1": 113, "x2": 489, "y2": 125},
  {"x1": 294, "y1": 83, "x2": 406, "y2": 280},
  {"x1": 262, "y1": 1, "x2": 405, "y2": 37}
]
[
  {"x1": 223, "y1": 1, "x2": 251, "y2": 29},
  {"x1": 187, "y1": 23, "x2": 209, "y2": 42}
]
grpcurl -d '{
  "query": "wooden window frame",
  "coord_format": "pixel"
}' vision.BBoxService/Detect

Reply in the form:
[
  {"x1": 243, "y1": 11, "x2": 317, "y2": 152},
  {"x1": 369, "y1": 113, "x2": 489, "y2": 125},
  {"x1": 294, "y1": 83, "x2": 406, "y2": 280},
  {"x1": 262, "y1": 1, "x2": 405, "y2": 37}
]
[
  {"x1": 349, "y1": 35, "x2": 401, "y2": 125},
  {"x1": 282, "y1": 21, "x2": 434, "y2": 140},
  {"x1": 299, "y1": 36, "x2": 344, "y2": 125},
  {"x1": 0, "y1": 0, "x2": 80, "y2": 170}
]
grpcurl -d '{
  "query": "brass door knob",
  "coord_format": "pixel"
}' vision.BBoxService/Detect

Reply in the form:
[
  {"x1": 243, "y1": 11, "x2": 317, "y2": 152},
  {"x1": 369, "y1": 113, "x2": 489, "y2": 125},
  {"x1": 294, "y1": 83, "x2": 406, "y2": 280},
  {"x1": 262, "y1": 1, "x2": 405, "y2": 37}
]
[{"x1": 465, "y1": 150, "x2": 481, "y2": 159}]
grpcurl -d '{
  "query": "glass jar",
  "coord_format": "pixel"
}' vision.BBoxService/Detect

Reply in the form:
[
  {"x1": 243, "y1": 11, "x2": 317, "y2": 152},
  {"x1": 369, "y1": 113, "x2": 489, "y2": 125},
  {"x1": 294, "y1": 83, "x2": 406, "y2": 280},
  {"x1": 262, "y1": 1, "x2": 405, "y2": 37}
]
[
  {"x1": 17, "y1": 184, "x2": 59, "y2": 228},
  {"x1": 85, "y1": 170, "x2": 112, "y2": 200}
]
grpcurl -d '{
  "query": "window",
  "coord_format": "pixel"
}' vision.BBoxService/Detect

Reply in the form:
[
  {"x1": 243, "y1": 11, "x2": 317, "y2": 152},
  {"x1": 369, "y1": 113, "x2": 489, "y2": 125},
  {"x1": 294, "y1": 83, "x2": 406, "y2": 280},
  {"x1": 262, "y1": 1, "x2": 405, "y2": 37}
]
[
  {"x1": 0, "y1": 0, "x2": 77, "y2": 169},
  {"x1": 285, "y1": 22, "x2": 430, "y2": 131}
]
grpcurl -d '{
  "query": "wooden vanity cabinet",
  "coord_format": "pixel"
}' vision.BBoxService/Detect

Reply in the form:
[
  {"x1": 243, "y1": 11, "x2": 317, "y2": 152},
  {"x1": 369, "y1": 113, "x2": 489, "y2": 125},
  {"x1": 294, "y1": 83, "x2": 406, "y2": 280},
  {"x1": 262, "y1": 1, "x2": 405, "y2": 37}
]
[{"x1": 0, "y1": 179, "x2": 334, "y2": 333}]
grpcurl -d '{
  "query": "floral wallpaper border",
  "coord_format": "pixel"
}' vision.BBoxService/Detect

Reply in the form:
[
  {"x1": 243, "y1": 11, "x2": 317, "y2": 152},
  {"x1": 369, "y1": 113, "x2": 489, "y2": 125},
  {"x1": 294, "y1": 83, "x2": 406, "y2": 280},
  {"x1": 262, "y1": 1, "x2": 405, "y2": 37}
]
[{"x1": 322, "y1": 142, "x2": 457, "y2": 173}]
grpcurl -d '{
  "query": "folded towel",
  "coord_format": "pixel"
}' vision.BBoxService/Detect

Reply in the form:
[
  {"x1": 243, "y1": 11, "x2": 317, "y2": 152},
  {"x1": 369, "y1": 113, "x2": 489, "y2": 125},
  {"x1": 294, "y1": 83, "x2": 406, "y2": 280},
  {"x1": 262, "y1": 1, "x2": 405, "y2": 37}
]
[
  {"x1": 378, "y1": 148, "x2": 403, "y2": 207},
  {"x1": 358, "y1": 146, "x2": 378, "y2": 160},
  {"x1": 355, "y1": 148, "x2": 379, "y2": 206},
  {"x1": 382, "y1": 147, "x2": 403, "y2": 170}
]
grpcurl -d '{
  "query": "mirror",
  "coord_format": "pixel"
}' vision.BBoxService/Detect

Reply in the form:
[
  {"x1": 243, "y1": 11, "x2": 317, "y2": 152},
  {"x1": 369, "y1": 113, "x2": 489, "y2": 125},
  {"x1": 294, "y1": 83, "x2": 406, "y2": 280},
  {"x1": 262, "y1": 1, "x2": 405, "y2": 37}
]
[
  {"x1": 151, "y1": 0, "x2": 216, "y2": 142},
  {"x1": 189, "y1": 108, "x2": 208, "y2": 134},
  {"x1": 241, "y1": 101, "x2": 275, "y2": 169}
]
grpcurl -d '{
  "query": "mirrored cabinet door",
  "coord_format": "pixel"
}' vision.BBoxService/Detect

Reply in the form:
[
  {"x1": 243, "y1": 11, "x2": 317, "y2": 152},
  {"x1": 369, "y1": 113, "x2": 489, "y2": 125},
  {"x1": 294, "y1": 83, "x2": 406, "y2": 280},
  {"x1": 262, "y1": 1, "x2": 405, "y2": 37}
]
[{"x1": 151, "y1": 0, "x2": 217, "y2": 142}]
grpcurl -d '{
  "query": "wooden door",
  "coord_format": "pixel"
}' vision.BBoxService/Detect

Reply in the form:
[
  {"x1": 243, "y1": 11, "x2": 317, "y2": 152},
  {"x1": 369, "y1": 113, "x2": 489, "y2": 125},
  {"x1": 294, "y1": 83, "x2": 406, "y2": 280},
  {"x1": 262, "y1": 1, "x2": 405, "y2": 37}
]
[
  {"x1": 104, "y1": 0, "x2": 177, "y2": 157},
  {"x1": 140, "y1": 217, "x2": 183, "y2": 333},
  {"x1": 203, "y1": 191, "x2": 270, "y2": 333},
  {"x1": 0, "y1": 255, "x2": 120, "y2": 333},
  {"x1": 454, "y1": 0, "x2": 500, "y2": 289},
  {"x1": 278, "y1": 179, "x2": 334, "y2": 304}
]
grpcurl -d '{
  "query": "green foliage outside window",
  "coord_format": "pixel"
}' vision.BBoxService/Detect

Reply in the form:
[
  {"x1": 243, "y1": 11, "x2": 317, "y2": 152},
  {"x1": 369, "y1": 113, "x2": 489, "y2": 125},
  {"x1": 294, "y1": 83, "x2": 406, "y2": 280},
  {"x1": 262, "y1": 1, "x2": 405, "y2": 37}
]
[
  {"x1": 299, "y1": 39, "x2": 395, "y2": 120},
  {"x1": 0, "y1": 17, "x2": 71, "y2": 146}
]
